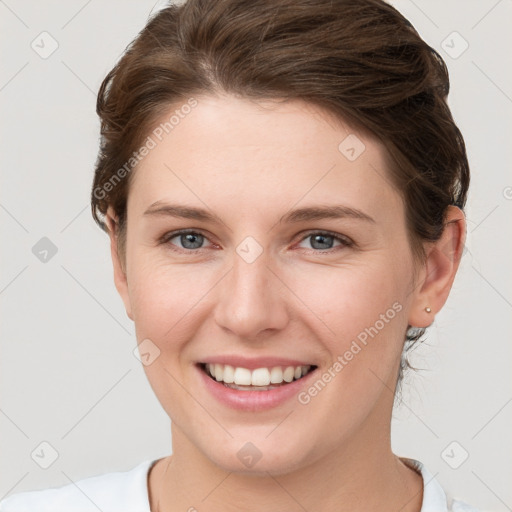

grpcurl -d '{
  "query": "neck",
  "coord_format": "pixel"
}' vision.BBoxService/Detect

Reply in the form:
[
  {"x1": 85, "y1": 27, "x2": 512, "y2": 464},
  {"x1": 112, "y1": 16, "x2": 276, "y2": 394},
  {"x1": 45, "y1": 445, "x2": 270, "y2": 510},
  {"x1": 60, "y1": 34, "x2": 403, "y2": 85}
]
[{"x1": 150, "y1": 408, "x2": 423, "y2": 512}]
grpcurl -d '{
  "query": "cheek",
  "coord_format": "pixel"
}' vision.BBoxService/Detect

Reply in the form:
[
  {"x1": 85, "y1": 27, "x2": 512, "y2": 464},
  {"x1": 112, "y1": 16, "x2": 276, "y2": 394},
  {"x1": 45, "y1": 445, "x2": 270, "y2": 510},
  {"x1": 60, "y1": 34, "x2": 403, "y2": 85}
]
[
  {"x1": 126, "y1": 260, "x2": 216, "y2": 420},
  {"x1": 294, "y1": 257, "x2": 408, "y2": 329},
  {"x1": 272, "y1": 260, "x2": 412, "y2": 453},
  {"x1": 292, "y1": 263, "x2": 410, "y2": 419},
  {"x1": 127, "y1": 253, "x2": 218, "y2": 350}
]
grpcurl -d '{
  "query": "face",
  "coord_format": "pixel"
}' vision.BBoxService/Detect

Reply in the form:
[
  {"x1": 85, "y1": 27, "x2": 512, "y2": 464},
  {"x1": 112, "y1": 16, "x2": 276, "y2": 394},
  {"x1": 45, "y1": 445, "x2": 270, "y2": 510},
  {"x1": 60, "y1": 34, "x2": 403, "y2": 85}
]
[{"x1": 111, "y1": 94, "x2": 424, "y2": 474}]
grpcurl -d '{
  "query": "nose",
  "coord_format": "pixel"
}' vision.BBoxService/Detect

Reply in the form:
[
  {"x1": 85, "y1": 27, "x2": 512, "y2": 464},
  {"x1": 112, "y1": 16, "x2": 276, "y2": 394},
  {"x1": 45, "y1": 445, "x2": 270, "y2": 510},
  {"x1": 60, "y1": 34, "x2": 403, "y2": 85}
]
[{"x1": 214, "y1": 248, "x2": 289, "y2": 340}]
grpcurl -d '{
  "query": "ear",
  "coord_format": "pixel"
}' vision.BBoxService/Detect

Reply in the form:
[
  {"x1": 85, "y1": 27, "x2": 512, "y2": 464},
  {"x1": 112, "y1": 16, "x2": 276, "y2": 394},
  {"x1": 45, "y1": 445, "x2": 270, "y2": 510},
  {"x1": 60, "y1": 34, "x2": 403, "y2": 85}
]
[
  {"x1": 105, "y1": 207, "x2": 133, "y2": 321},
  {"x1": 408, "y1": 206, "x2": 466, "y2": 328}
]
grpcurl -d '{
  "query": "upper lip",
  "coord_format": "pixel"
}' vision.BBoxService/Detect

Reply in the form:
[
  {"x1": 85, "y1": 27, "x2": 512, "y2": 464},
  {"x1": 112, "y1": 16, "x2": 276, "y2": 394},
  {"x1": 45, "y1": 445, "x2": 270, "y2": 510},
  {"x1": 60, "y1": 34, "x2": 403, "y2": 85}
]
[{"x1": 198, "y1": 355, "x2": 317, "y2": 370}]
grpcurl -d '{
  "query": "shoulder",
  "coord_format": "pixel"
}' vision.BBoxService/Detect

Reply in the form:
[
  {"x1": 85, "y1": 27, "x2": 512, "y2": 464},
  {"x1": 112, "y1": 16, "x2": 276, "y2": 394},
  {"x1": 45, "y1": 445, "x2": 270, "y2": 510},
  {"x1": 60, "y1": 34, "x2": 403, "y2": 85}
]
[
  {"x1": 450, "y1": 497, "x2": 483, "y2": 512},
  {"x1": 0, "y1": 459, "x2": 156, "y2": 512},
  {"x1": 400, "y1": 457, "x2": 482, "y2": 512}
]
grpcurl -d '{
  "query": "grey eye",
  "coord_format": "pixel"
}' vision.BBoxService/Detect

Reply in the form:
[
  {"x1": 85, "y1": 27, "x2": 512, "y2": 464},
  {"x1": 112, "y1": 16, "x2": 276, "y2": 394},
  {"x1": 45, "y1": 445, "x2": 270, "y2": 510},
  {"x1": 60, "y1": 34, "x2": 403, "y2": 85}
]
[
  {"x1": 173, "y1": 232, "x2": 205, "y2": 250},
  {"x1": 296, "y1": 231, "x2": 350, "y2": 251},
  {"x1": 308, "y1": 234, "x2": 336, "y2": 250}
]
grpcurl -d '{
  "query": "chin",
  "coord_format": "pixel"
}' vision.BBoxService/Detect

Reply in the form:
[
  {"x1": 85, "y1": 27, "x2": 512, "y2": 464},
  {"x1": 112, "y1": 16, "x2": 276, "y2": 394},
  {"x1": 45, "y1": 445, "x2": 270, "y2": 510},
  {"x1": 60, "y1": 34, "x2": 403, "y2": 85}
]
[
  {"x1": 197, "y1": 430, "x2": 315, "y2": 476},
  {"x1": 213, "y1": 450, "x2": 307, "y2": 476}
]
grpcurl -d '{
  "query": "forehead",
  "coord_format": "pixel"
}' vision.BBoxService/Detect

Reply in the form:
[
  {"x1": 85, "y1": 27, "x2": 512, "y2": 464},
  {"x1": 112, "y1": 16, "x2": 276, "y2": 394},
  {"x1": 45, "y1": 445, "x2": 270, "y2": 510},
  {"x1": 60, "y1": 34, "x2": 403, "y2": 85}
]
[{"x1": 128, "y1": 95, "x2": 402, "y2": 220}]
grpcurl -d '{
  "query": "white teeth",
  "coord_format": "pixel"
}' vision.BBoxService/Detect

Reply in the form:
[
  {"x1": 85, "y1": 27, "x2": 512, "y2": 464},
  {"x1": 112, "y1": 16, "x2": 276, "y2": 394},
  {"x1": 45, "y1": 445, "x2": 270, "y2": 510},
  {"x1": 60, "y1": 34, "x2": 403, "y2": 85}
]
[
  {"x1": 269, "y1": 366, "x2": 283, "y2": 383},
  {"x1": 283, "y1": 366, "x2": 295, "y2": 382},
  {"x1": 223, "y1": 364, "x2": 235, "y2": 383},
  {"x1": 251, "y1": 368, "x2": 271, "y2": 386},
  {"x1": 204, "y1": 363, "x2": 313, "y2": 387},
  {"x1": 233, "y1": 367, "x2": 252, "y2": 385}
]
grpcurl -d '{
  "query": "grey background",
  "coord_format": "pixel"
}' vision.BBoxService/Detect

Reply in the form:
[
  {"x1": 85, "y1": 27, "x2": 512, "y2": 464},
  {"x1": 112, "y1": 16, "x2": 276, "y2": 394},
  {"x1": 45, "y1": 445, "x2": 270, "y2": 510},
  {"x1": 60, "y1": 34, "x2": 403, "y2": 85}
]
[{"x1": 1, "y1": 0, "x2": 511, "y2": 510}]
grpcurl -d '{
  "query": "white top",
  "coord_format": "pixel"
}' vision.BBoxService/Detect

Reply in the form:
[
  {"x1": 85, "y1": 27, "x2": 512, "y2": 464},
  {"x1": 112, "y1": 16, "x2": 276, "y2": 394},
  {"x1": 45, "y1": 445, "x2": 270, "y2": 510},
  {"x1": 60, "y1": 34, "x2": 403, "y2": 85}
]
[{"x1": 0, "y1": 458, "x2": 480, "y2": 512}]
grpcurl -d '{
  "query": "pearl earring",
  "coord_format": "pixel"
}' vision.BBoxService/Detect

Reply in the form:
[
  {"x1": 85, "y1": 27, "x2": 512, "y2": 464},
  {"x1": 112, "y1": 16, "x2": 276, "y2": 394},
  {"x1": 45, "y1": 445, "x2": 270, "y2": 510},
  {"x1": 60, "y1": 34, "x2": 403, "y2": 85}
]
[{"x1": 425, "y1": 307, "x2": 432, "y2": 313}]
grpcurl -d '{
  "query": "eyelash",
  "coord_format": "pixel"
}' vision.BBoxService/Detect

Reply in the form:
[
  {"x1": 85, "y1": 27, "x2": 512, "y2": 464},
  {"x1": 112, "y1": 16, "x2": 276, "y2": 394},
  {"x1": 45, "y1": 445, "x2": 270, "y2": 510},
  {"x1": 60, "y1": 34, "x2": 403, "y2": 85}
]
[{"x1": 159, "y1": 229, "x2": 354, "y2": 254}]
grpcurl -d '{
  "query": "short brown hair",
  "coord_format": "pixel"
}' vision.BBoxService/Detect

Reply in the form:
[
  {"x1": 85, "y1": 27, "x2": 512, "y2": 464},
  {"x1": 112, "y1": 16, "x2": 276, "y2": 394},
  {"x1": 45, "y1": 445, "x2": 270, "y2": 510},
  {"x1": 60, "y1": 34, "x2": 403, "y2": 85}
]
[{"x1": 91, "y1": 0, "x2": 470, "y2": 393}]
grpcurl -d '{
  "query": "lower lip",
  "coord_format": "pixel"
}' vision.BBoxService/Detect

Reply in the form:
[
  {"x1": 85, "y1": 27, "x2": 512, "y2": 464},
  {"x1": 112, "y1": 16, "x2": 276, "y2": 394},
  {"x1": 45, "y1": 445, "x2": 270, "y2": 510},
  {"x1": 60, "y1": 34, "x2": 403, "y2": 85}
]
[{"x1": 197, "y1": 365, "x2": 317, "y2": 411}]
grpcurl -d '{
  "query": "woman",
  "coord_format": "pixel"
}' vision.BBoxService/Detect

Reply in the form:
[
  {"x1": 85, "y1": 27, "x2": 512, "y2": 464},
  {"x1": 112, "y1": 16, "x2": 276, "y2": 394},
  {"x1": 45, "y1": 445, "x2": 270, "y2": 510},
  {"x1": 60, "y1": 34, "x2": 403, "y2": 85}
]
[{"x1": 0, "y1": 0, "x2": 479, "y2": 510}]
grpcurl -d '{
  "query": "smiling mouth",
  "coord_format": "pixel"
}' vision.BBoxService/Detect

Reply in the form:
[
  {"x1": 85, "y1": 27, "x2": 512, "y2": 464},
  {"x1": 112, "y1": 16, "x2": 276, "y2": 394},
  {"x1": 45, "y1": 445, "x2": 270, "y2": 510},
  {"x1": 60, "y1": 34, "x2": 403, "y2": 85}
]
[{"x1": 199, "y1": 363, "x2": 317, "y2": 391}]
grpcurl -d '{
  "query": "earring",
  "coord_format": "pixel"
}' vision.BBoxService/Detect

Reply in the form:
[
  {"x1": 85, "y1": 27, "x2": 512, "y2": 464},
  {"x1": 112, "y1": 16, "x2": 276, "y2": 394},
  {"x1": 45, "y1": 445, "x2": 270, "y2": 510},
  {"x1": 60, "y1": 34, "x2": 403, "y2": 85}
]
[{"x1": 425, "y1": 307, "x2": 432, "y2": 313}]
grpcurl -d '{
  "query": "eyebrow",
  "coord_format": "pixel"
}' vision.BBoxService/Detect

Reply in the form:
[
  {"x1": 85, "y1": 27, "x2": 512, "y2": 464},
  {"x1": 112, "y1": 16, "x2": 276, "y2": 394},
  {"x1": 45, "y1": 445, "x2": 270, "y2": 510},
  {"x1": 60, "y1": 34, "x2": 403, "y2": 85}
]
[
  {"x1": 143, "y1": 201, "x2": 375, "y2": 224},
  {"x1": 144, "y1": 202, "x2": 224, "y2": 223},
  {"x1": 280, "y1": 205, "x2": 375, "y2": 224}
]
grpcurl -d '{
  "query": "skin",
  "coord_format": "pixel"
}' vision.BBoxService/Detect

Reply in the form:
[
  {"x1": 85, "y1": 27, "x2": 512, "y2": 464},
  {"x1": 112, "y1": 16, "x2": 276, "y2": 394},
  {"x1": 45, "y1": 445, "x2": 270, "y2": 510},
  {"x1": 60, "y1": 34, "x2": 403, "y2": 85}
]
[{"x1": 105, "y1": 94, "x2": 466, "y2": 512}]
